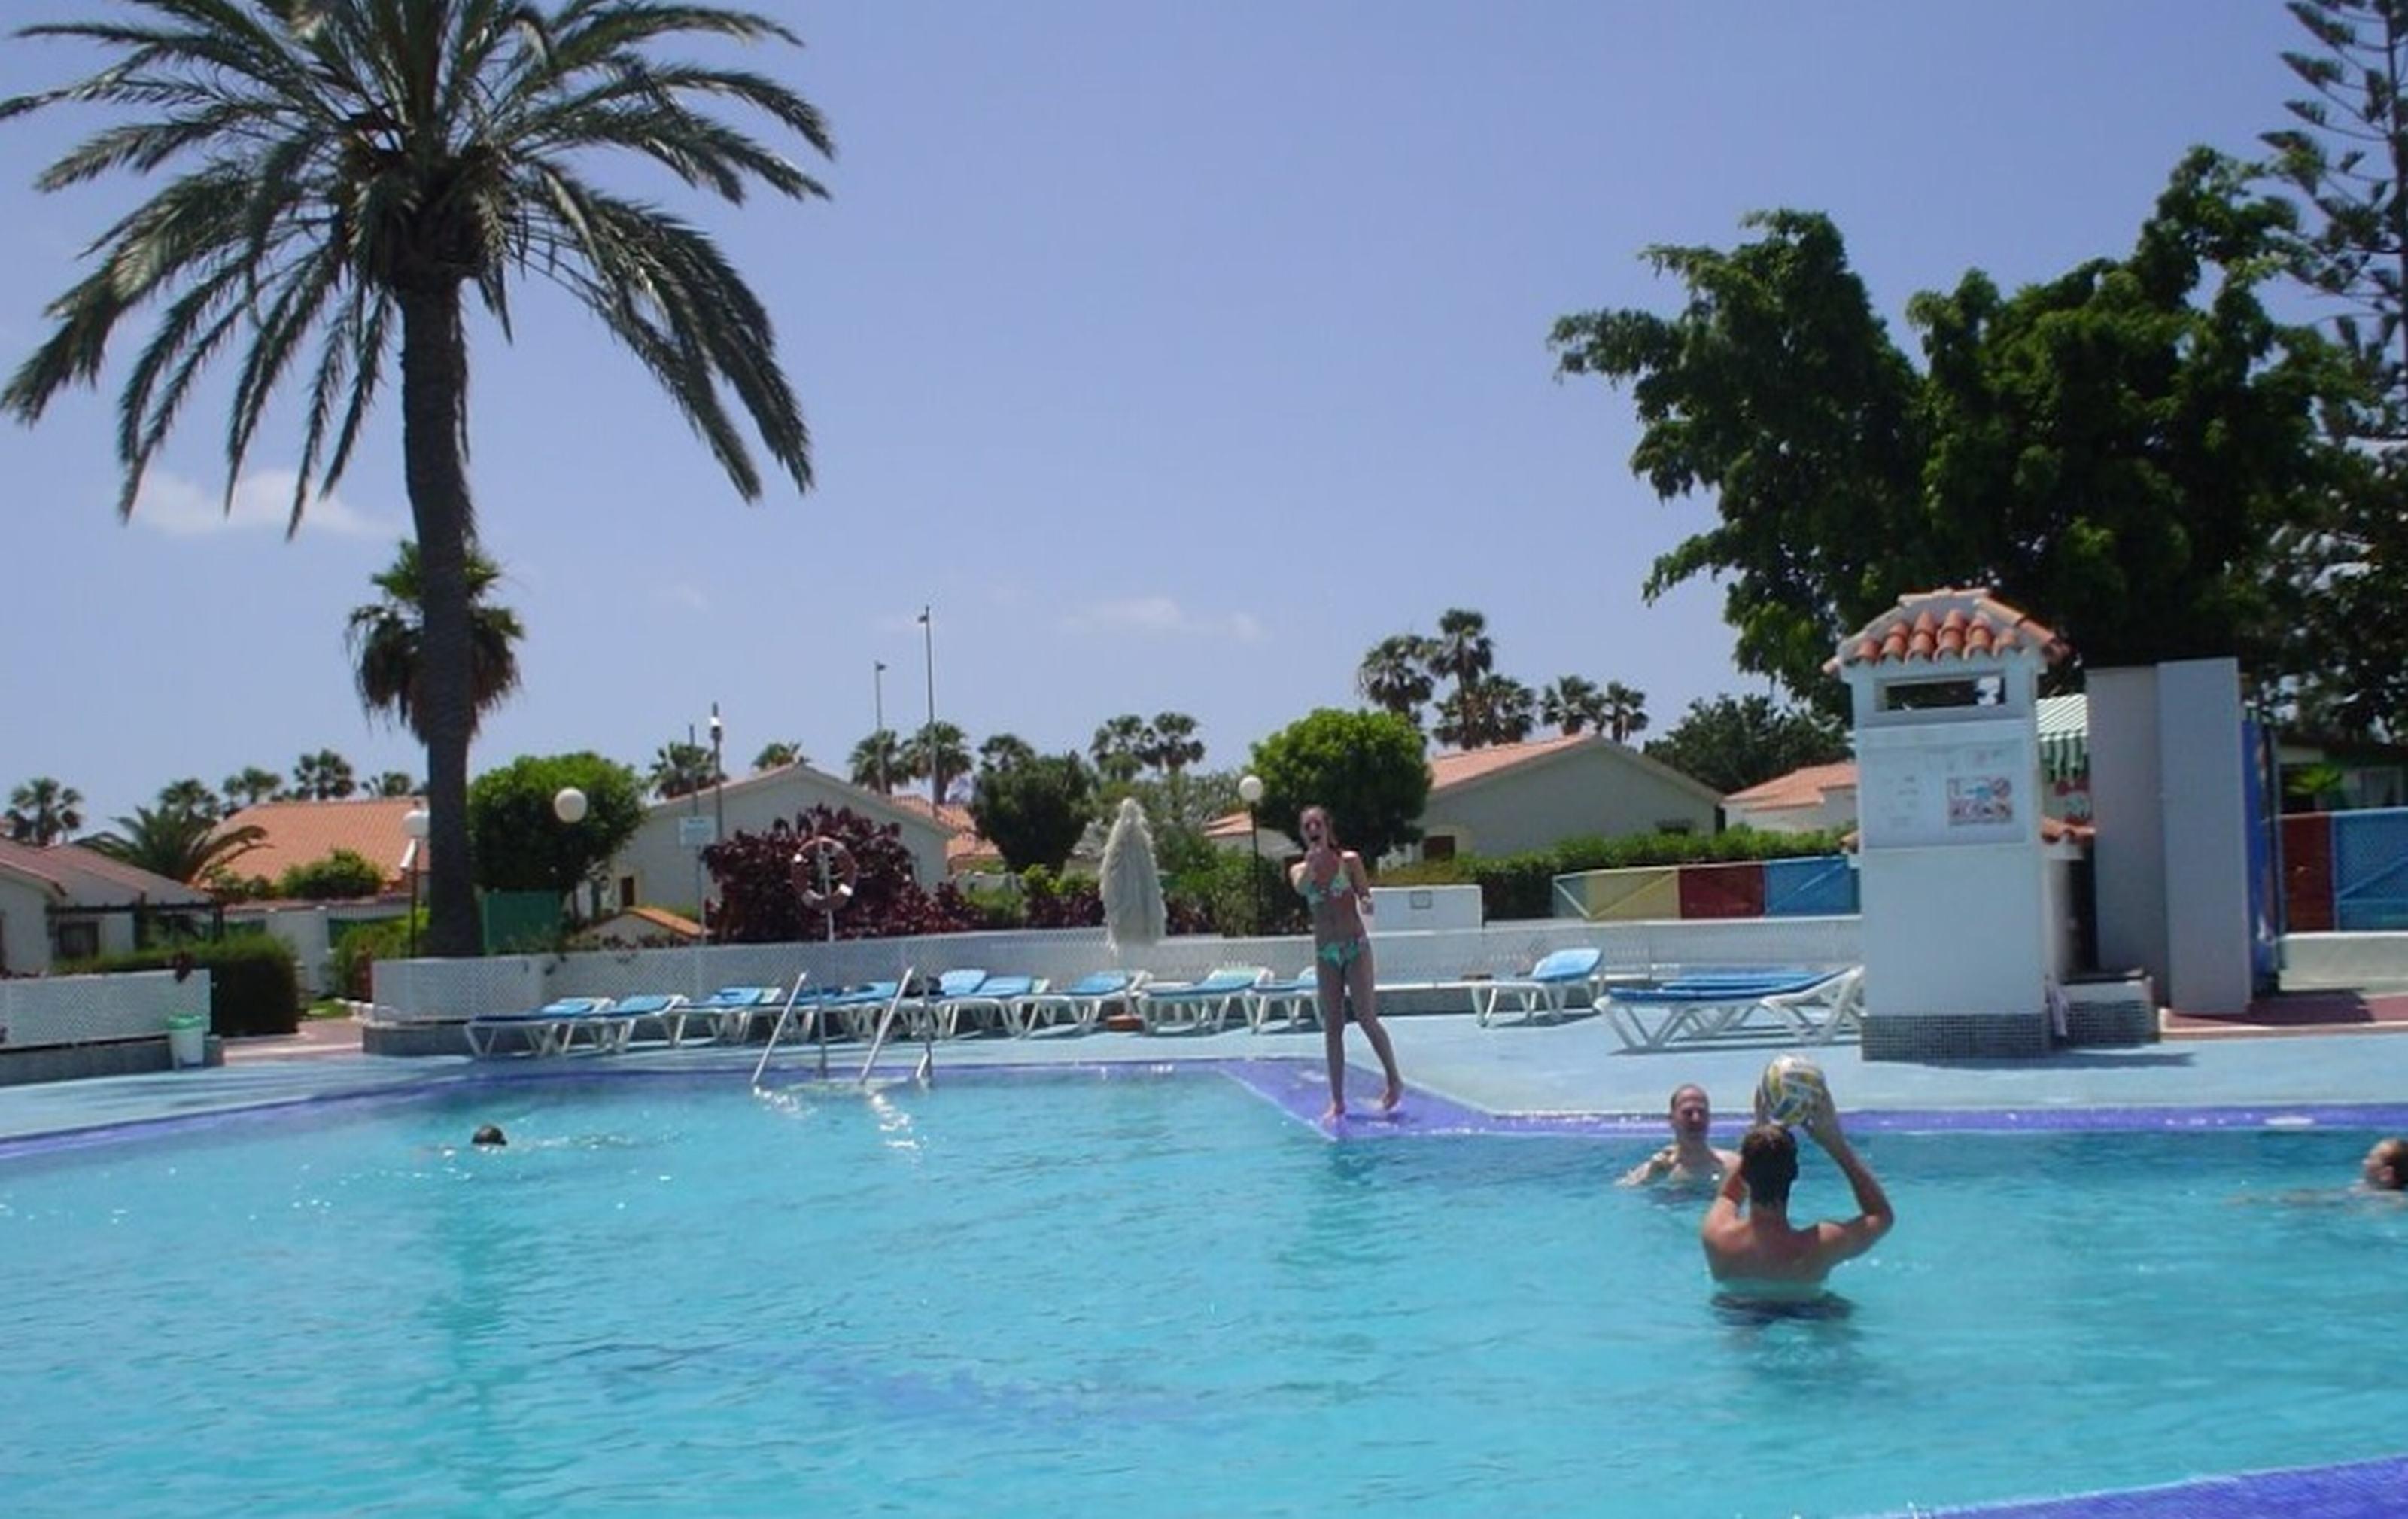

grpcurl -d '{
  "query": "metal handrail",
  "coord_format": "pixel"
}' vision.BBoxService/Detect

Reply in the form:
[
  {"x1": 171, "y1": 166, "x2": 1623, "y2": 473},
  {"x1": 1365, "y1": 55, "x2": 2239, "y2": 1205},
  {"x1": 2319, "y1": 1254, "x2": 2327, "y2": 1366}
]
[
  {"x1": 856, "y1": 967, "x2": 917, "y2": 1085},
  {"x1": 749, "y1": 976, "x2": 815, "y2": 1088}
]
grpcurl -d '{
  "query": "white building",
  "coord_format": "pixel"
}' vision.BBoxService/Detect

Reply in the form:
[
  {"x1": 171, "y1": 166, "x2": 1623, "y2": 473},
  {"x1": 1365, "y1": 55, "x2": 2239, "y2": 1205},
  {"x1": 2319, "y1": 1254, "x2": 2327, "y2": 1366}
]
[{"x1": 0, "y1": 838, "x2": 216, "y2": 975}]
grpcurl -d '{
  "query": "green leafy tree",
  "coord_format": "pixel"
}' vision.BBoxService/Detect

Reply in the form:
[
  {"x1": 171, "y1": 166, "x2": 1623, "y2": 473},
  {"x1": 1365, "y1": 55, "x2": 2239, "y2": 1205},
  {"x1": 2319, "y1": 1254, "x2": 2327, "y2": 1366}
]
[
  {"x1": 5, "y1": 777, "x2": 83, "y2": 844},
  {"x1": 1, "y1": 4, "x2": 835, "y2": 958},
  {"x1": 1356, "y1": 633, "x2": 1437, "y2": 726},
  {"x1": 277, "y1": 848, "x2": 387, "y2": 901},
  {"x1": 848, "y1": 729, "x2": 903, "y2": 793},
  {"x1": 752, "y1": 741, "x2": 804, "y2": 772},
  {"x1": 468, "y1": 752, "x2": 643, "y2": 894},
  {"x1": 1551, "y1": 160, "x2": 2350, "y2": 707},
  {"x1": 287, "y1": 750, "x2": 357, "y2": 801},
  {"x1": 346, "y1": 539, "x2": 524, "y2": 740},
  {"x1": 1141, "y1": 712, "x2": 1206, "y2": 775},
  {"x1": 2264, "y1": 0, "x2": 2408, "y2": 737},
  {"x1": 1641, "y1": 694, "x2": 1848, "y2": 796},
  {"x1": 968, "y1": 751, "x2": 1096, "y2": 873},
  {"x1": 1090, "y1": 714, "x2": 1148, "y2": 784},
  {"x1": 901, "y1": 721, "x2": 972, "y2": 802},
  {"x1": 86, "y1": 806, "x2": 264, "y2": 884},
  {"x1": 221, "y1": 767, "x2": 282, "y2": 811},
  {"x1": 1248, "y1": 708, "x2": 1431, "y2": 864},
  {"x1": 648, "y1": 741, "x2": 722, "y2": 802}
]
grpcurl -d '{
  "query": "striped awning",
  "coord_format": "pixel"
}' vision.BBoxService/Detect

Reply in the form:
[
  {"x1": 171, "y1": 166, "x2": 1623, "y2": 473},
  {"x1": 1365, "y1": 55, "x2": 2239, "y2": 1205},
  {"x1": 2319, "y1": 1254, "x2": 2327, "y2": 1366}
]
[{"x1": 2036, "y1": 693, "x2": 2087, "y2": 781}]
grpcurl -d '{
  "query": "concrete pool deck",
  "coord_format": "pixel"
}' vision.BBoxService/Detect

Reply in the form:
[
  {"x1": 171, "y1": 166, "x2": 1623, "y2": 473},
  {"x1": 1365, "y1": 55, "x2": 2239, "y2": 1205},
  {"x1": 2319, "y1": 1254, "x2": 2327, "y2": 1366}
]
[{"x1": 10, "y1": 1006, "x2": 2408, "y2": 1145}]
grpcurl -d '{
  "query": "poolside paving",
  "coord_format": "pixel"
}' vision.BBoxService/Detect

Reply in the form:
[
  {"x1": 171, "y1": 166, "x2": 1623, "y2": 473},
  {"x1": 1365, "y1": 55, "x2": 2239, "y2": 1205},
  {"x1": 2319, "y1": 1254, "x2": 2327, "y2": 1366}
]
[{"x1": 11, "y1": 1004, "x2": 2408, "y2": 1146}]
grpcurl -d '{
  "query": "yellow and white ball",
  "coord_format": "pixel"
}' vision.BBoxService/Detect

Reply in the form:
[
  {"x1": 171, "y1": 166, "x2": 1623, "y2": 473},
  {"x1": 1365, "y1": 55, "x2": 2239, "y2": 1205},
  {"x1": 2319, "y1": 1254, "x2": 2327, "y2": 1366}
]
[{"x1": 1756, "y1": 1055, "x2": 1829, "y2": 1126}]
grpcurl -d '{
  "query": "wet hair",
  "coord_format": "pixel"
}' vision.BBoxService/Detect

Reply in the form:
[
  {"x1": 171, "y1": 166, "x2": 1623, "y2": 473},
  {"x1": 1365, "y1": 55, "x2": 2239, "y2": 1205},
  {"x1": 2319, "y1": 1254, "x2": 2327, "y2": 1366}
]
[
  {"x1": 1738, "y1": 1122, "x2": 1798, "y2": 1208},
  {"x1": 1668, "y1": 1084, "x2": 1709, "y2": 1115},
  {"x1": 2373, "y1": 1137, "x2": 2408, "y2": 1190},
  {"x1": 472, "y1": 1125, "x2": 508, "y2": 1148}
]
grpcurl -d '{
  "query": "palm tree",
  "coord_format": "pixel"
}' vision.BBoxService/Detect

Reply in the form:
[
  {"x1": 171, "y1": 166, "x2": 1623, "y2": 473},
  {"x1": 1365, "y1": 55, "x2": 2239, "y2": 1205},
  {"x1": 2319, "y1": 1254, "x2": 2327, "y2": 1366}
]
[
  {"x1": 155, "y1": 778, "x2": 223, "y2": 823},
  {"x1": 979, "y1": 733, "x2": 1038, "y2": 772},
  {"x1": 848, "y1": 729, "x2": 904, "y2": 793},
  {"x1": 902, "y1": 721, "x2": 973, "y2": 802},
  {"x1": 1601, "y1": 681, "x2": 1651, "y2": 744},
  {"x1": 752, "y1": 741, "x2": 804, "y2": 772},
  {"x1": 1429, "y1": 608, "x2": 1495, "y2": 695},
  {"x1": 1540, "y1": 676, "x2": 1608, "y2": 736},
  {"x1": 2, "y1": 5, "x2": 834, "y2": 957},
  {"x1": 1434, "y1": 675, "x2": 1536, "y2": 750},
  {"x1": 366, "y1": 772, "x2": 418, "y2": 798},
  {"x1": 222, "y1": 767, "x2": 283, "y2": 811},
  {"x1": 1356, "y1": 634, "x2": 1436, "y2": 724},
  {"x1": 649, "y1": 741, "x2": 722, "y2": 801},
  {"x1": 86, "y1": 806, "x2": 264, "y2": 885},
  {"x1": 1091, "y1": 714, "x2": 1148, "y2": 784},
  {"x1": 1142, "y1": 712, "x2": 1206, "y2": 776},
  {"x1": 347, "y1": 540, "x2": 524, "y2": 741},
  {"x1": 5, "y1": 777, "x2": 83, "y2": 844},
  {"x1": 290, "y1": 750, "x2": 358, "y2": 801}
]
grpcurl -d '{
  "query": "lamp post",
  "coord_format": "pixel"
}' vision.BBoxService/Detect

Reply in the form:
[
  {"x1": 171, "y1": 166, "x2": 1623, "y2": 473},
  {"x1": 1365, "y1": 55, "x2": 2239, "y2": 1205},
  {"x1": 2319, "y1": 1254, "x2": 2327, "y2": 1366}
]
[
  {"x1": 400, "y1": 806, "x2": 430, "y2": 958},
  {"x1": 1238, "y1": 774, "x2": 1264, "y2": 935},
  {"x1": 918, "y1": 604, "x2": 938, "y2": 809},
  {"x1": 874, "y1": 661, "x2": 889, "y2": 793},
  {"x1": 552, "y1": 787, "x2": 588, "y2": 924},
  {"x1": 708, "y1": 702, "x2": 725, "y2": 845}
]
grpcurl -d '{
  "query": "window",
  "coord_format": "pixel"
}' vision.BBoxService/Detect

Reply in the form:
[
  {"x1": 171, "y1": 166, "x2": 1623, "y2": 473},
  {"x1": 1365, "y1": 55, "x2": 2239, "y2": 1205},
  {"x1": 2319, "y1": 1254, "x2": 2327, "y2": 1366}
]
[
  {"x1": 54, "y1": 919, "x2": 100, "y2": 962},
  {"x1": 619, "y1": 876, "x2": 638, "y2": 909},
  {"x1": 1880, "y1": 674, "x2": 2004, "y2": 711},
  {"x1": 1655, "y1": 819, "x2": 1696, "y2": 836}
]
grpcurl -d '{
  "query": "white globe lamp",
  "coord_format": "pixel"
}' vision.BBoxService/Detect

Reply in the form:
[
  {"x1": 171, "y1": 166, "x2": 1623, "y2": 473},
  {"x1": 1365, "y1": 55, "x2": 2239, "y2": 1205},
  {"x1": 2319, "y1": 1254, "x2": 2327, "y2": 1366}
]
[{"x1": 553, "y1": 787, "x2": 588, "y2": 824}]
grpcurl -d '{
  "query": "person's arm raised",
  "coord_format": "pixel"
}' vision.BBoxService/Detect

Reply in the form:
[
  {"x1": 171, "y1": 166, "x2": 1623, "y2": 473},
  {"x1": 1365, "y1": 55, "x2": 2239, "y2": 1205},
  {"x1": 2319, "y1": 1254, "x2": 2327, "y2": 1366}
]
[{"x1": 1803, "y1": 1103, "x2": 1894, "y2": 1258}]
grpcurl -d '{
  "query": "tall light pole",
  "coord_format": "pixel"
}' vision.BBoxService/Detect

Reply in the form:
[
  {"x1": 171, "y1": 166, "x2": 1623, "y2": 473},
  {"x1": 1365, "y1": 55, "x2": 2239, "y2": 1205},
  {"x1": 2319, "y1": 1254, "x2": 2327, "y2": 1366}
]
[
  {"x1": 1238, "y1": 774, "x2": 1264, "y2": 934},
  {"x1": 874, "y1": 660, "x2": 889, "y2": 793},
  {"x1": 401, "y1": 806, "x2": 430, "y2": 957},
  {"x1": 709, "y1": 702, "x2": 725, "y2": 845},
  {"x1": 918, "y1": 604, "x2": 938, "y2": 810}
]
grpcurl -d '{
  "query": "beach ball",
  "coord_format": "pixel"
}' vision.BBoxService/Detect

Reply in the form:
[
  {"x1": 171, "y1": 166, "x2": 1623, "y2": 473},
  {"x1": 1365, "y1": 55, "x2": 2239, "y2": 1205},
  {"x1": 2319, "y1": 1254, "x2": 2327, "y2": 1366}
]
[{"x1": 1756, "y1": 1054, "x2": 1828, "y2": 1126}]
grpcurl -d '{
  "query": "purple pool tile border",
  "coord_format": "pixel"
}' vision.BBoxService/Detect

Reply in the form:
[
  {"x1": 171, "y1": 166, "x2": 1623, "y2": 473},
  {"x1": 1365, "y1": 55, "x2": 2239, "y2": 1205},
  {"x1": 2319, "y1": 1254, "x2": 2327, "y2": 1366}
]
[{"x1": 1879, "y1": 1451, "x2": 2408, "y2": 1518}]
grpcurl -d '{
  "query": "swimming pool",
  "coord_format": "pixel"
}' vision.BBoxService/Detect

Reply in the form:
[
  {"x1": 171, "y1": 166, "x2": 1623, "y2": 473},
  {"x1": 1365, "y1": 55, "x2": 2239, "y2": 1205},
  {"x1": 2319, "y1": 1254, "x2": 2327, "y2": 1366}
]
[{"x1": 1, "y1": 1070, "x2": 2400, "y2": 1517}]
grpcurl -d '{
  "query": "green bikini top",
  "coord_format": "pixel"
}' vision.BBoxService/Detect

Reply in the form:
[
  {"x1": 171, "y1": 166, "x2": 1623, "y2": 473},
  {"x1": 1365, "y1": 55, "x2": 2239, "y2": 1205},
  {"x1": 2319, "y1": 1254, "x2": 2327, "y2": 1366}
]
[{"x1": 1296, "y1": 861, "x2": 1351, "y2": 906}]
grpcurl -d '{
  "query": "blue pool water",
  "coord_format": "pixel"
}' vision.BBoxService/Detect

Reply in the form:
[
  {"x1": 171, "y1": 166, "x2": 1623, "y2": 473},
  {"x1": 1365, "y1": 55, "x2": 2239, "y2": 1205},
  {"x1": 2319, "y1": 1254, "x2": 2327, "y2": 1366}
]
[{"x1": 2, "y1": 1073, "x2": 2403, "y2": 1518}]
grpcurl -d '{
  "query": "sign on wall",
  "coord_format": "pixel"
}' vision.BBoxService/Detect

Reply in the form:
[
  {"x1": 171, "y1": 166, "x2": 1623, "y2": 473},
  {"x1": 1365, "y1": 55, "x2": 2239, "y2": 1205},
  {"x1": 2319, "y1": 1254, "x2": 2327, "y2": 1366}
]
[{"x1": 1858, "y1": 720, "x2": 2036, "y2": 849}]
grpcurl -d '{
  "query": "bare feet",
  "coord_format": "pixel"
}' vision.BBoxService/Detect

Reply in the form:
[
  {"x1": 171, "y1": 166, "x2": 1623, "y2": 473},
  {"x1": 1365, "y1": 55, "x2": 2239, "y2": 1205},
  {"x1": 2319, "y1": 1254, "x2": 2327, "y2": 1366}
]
[
  {"x1": 1382, "y1": 1077, "x2": 1403, "y2": 1112},
  {"x1": 1323, "y1": 1103, "x2": 1346, "y2": 1124}
]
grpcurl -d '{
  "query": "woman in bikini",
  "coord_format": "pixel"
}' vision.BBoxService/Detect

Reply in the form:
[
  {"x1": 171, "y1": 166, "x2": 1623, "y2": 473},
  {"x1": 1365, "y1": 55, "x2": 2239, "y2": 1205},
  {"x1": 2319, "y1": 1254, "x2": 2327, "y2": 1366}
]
[{"x1": 1288, "y1": 805, "x2": 1404, "y2": 1121}]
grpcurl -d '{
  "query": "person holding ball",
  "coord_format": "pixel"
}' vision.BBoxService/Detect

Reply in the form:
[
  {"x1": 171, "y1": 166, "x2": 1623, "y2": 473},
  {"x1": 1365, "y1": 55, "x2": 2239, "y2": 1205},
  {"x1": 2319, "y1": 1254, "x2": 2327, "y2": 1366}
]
[{"x1": 1701, "y1": 1076, "x2": 1893, "y2": 1300}]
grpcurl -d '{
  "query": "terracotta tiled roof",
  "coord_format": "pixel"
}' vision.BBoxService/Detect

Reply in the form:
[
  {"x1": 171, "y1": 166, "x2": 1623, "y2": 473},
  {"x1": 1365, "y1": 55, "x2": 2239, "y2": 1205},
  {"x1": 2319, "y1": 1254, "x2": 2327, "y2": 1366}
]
[
  {"x1": 0, "y1": 837, "x2": 210, "y2": 901},
  {"x1": 1724, "y1": 761, "x2": 1859, "y2": 812},
  {"x1": 1827, "y1": 587, "x2": 2068, "y2": 672},
  {"x1": 216, "y1": 797, "x2": 423, "y2": 890},
  {"x1": 1427, "y1": 733, "x2": 1590, "y2": 789},
  {"x1": 0, "y1": 838, "x2": 71, "y2": 895}
]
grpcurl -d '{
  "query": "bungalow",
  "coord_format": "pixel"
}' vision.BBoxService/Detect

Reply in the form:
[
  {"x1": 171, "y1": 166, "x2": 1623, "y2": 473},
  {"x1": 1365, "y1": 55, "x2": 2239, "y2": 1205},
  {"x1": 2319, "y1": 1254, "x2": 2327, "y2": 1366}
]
[
  {"x1": 1206, "y1": 733, "x2": 1724, "y2": 864},
  {"x1": 604, "y1": 761, "x2": 958, "y2": 915},
  {"x1": 0, "y1": 837, "x2": 217, "y2": 975},
  {"x1": 215, "y1": 796, "x2": 424, "y2": 893}
]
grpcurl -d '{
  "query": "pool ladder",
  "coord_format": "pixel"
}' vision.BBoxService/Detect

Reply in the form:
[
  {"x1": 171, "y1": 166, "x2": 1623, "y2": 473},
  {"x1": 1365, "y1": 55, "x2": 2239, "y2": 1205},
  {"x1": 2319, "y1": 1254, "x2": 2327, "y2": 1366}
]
[{"x1": 749, "y1": 967, "x2": 935, "y2": 1090}]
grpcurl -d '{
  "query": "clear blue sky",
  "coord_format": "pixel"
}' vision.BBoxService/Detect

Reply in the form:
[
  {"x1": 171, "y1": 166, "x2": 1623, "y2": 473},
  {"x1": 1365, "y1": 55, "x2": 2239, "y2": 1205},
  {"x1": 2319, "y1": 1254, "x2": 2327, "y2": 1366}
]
[{"x1": 0, "y1": 2, "x2": 2308, "y2": 826}]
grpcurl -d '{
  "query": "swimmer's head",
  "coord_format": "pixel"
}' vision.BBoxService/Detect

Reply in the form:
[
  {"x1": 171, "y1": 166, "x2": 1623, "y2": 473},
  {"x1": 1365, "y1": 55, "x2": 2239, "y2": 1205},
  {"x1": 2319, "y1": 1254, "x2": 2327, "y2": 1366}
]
[
  {"x1": 1668, "y1": 1085, "x2": 1711, "y2": 1137},
  {"x1": 1739, "y1": 1122, "x2": 1798, "y2": 1209},
  {"x1": 2364, "y1": 1137, "x2": 2407, "y2": 1190},
  {"x1": 472, "y1": 1125, "x2": 508, "y2": 1149}
]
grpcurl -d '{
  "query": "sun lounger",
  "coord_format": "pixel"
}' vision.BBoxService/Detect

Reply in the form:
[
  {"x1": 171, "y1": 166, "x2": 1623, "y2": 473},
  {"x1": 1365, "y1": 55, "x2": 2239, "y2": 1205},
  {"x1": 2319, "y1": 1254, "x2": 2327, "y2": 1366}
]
[
  {"x1": 606, "y1": 993, "x2": 692, "y2": 1051},
  {"x1": 1245, "y1": 971, "x2": 1321, "y2": 1033},
  {"x1": 1133, "y1": 966, "x2": 1266, "y2": 1035},
  {"x1": 1005, "y1": 970, "x2": 1147, "y2": 1037},
  {"x1": 1598, "y1": 967, "x2": 1864, "y2": 1052},
  {"x1": 464, "y1": 996, "x2": 619, "y2": 1057},
  {"x1": 685, "y1": 985, "x2": 789, "y2": 1045},
  {"x1": 932, "y1": 975, "x2": 1044, "y2": 1039},
  {"x1": 1437, "y1": 946, "x2": 1607, "y2": 1027}
]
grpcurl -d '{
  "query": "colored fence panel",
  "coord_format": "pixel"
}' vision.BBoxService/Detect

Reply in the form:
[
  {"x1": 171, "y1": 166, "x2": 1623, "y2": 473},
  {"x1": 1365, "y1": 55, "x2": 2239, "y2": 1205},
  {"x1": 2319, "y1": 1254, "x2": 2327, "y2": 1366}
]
[
  {"x1": 2282, "y1": 814, "x2": 2334, "y2": 933},
  {"x1": 1764, "y1": 855, "x2": 1860, "y2": 917},
  {"x1": 1677, "y1": 860, "x2": 1765, "y2": 919},
  {"x1": 1555, "y1": 866, "x2": 1682, "y2": 922},
  {"x1": 2333, "y1": 808, "x2": 2408, "y2": 931}
]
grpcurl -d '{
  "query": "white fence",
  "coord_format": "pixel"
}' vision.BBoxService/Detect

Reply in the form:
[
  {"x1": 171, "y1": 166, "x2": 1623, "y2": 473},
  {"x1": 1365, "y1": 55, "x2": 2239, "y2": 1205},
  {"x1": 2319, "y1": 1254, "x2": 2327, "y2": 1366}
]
[
  {"x1": 369, "y1": 917, "x2": 1863, "y2": 1024},
  {"x1": 0, "y1": 970, "x2": 211, "y2": 1046}
]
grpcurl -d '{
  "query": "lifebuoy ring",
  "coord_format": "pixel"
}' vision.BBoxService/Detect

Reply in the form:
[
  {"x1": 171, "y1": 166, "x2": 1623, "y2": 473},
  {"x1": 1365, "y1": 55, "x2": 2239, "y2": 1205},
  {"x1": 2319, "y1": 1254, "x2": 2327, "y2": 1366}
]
[{"x1": 790, "y1": 836, "x2": 859, "y2": 912}]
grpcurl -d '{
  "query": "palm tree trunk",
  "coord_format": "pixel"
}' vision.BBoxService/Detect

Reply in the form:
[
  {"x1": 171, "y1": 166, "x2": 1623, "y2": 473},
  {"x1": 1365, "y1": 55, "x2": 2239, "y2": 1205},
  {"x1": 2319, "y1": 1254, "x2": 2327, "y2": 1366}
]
[{"x1": 400, "y1": 284, "x2": 481, "y2": 958}]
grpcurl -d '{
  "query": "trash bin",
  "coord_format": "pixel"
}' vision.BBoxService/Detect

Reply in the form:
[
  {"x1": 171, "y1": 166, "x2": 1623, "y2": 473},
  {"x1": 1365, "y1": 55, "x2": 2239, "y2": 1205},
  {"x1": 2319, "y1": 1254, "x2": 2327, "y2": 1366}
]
[{"x1": 166, "y1": 1012, "x2": 207, "y2": 1069}]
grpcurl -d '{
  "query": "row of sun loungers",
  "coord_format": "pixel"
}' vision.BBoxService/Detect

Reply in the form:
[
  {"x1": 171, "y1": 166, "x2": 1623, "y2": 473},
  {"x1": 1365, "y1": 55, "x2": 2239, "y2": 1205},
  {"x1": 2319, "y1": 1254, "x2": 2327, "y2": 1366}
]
[{"x1": 463, "y1": 957, "x2": 1865, "y2": 1057}]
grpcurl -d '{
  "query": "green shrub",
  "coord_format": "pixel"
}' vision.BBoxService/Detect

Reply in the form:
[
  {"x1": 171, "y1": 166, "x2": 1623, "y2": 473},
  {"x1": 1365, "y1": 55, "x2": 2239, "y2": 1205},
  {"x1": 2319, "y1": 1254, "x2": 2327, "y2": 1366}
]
[
  {"x1": 68, "y1": 936, "x2": 303, "y2": 1037},
  {"x1": 277, "y1": 848, "x2": 386, "y2": 900},
  {"x1": 331, "y1": 913, "x2": 418, "y2": 1001}
]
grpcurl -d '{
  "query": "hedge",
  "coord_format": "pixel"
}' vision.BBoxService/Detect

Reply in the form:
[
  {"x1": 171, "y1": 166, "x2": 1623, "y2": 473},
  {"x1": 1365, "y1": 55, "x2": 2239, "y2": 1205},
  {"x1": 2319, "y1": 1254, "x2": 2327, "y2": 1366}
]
[{"x1": 68, "y1": 936, "x2": 303, "y2": 1037}]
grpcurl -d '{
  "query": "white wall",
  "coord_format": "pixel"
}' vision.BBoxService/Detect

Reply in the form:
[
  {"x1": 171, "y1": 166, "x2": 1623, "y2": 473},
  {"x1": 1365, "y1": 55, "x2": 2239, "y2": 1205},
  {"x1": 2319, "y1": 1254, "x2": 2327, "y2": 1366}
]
[
  {"x1": 1424, "y1": 748, "x2": 1716, "y2": 858},
  {"x1": 0, "y1": 877, "x2": 51, "y2": 975},
  {"x1": 1725, "y1": 790, "x2": 1856, "y2": 835},
  {"x1": 1859, "y1": 845, "x2": 2051, "y2": 1017}
]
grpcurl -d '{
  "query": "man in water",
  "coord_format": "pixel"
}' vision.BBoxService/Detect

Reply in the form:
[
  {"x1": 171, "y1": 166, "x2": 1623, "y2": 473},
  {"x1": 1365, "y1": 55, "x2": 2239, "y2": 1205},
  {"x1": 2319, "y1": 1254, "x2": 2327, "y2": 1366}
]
[
  {"x1": 1619, "y1": 1084, "x2": 1740, "y2": 1188},
  {"x1": 2363, "y1": 1137, "x2": 2407, "y2": 1191},
  {"x1": 1701, "y1": 1096, "x2": 1893, "y2": 1298},
  {"x1": 472, "y1": 1125, "x2": 508, "y2": 1149}
]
